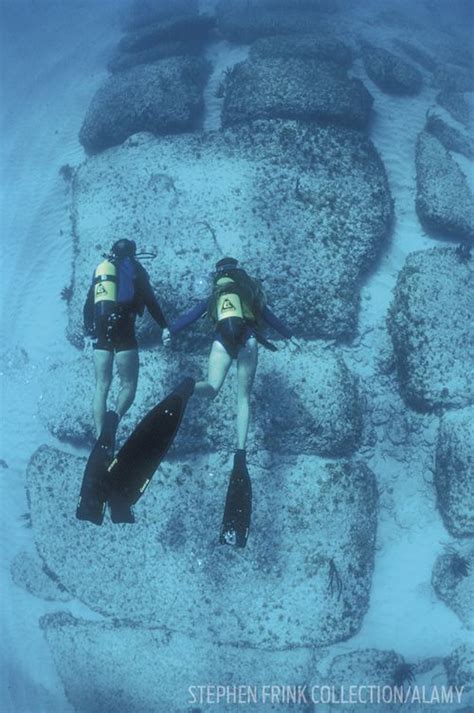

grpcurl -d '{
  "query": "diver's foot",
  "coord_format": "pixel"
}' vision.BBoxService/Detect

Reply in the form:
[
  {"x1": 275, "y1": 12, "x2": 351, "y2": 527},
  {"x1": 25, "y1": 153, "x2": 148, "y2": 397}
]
[
  {"x1": 103, "y1": 410, "x2": 119, "y2": 438},
  {"x1": 99, "y1": 411, "x2": 119, "y2": 451},
  {"x1": 234, "y1": 448, "x2": 246, "y2": 469}
]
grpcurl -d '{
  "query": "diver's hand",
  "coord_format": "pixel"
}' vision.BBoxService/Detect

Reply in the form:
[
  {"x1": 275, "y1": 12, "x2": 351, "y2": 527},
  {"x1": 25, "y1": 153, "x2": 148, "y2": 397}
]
[
  {"x1": 162, "y1": 328, "x2": 171, "y2": 347},
  {"x1": 287, "y1": 336, "x2": 303, "y2": 353}
]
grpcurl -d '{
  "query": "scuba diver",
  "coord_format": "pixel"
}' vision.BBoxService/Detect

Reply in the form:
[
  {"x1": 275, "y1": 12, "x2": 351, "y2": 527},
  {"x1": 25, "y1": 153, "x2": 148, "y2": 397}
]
[
  {"x1": 161, "y1": 256, "x2": 298, "y2": 547},
  {"x1": 83, "y1": 238, "x2": 168, "y2": 438},
  {"x1": 78, "y1": 238, "x2": 169, "y2": 525},
  {"x1": 163, "y1": 257, "x2": 295, "y2": 447}
]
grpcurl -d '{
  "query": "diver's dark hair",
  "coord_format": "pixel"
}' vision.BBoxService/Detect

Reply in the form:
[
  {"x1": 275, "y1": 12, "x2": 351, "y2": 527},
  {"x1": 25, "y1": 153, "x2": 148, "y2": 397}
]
[
  {"x1": 111, "y1": 239, "x2": 136, "y2": 259},
  {"x1": 215, "y1": 256, "x2": 238, "y2": 272}
]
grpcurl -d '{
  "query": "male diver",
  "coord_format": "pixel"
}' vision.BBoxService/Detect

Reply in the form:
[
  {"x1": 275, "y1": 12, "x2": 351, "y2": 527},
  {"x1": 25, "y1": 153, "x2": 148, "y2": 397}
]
[
  {"x1": 77, "y1": 238, "x2": 168, "y2": 525},
  {"x1": 83, "y1": 238, "x2": 168, "y2": 438}
]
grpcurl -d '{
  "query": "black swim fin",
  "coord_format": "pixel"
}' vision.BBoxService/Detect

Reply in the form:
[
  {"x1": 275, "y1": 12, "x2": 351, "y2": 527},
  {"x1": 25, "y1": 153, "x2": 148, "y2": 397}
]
[
  {"x1": 76, "y1": 411, "x2": 119, "y2": 526},
  {"x1": 220, "y1": 449, "x2": 252, "y2": 548},
  {"x1": 106, "y1": 377, "x2": 195, "y2": 517}
]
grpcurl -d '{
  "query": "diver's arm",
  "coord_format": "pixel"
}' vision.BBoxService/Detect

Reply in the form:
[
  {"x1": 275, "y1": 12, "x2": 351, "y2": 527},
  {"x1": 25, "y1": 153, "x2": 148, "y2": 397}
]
[
  {"x1": 168, "y1": 299, "x2": 208, "y2": 336},
  {"x1": 140, "y1": 271, "x2": 168, "y2": 328},
  {"x1": 261, "y1": 305, "x2": 293, "y2": 339}
]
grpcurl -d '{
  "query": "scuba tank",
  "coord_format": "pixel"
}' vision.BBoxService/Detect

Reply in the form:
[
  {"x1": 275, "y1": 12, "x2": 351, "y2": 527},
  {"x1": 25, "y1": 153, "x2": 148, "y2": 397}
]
[
  {"x1": 215, "y1": 277, "x2": 244, "y2": 321},
  {"x1": 93, "y1": 259, "x2": 117, "y2": 320}
]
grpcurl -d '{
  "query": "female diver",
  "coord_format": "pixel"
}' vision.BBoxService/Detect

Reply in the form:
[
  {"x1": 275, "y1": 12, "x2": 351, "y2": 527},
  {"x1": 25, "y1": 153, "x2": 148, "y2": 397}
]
[{"x1": 162, "y1": 256, "x2": 297, "y2": 456}]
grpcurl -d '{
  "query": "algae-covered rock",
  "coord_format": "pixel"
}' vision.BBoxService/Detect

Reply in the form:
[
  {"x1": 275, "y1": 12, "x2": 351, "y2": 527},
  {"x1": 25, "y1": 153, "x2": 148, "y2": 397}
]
[
  {"x1": 37, "y1": 351, "x2": 209, "y2": 450},
  {"x1": 41, "y1": 611, "x2": 312, "y2": 713},
  {"x1": 255, "y1": 345, "x2": 362, "y2": 457},
  {"x1": 68, "y1": 121, "x2": 392, "y2": 347},
  {"x1": 433, "y1": 63, "x2": 474, "y2": 93},
  {"x1": 444, "y1": 644, "x2": 474, "y2": 694},
  {"x1": 311, "y1": 647, "x2": 473, "y2": 713},
  {"x1": 107, "y1": 41, "x2": 197, "y2": 74},
  {"x1": 312, "y1": 649, "x2": 404, "y2": 713},
  {"x1": 415, "y1": 131, "x2": 474, "y2": 241},
  {"x1": 118, "y1": 14, "x2": 215, "y2": 53},
  {"x1": 79, "y1": 57, "x2": 210, "y2": 153},
  {"x1": 109, "y1": 14, "x2": 215, "y2": 73},
  {"x1": 388, "y1": 248, "x2": 474, "y2": 411},
  {"x1": 28, "y1": 446, "x2": 378, "y2": 647},
  {"x1": 361, "y1": 41, "x2": 423, "y2": 95},
  {"x1": 222, "y1": 57, "x2": 372, "y2": 129},
  {"x1": 249, "y1": 34, "x2": 353, "y2": 68},
  {"x1": 436, "y1": 91, "x2": 472, "y2": 128},
  {"x1": 426, "y1": 112, "x2": 474, "y2": 161},
  {"x1": 122, "y1": 0, "x2": 199, "y2": 31},
  {"x1": 40, "y1": 345, "x2": 362, "y2": 458},
  {"x1": 432, "y1": 546, "x2": 474, "y2": 629},
  {"x1": 435, "y1": 407, "x2": 474, "y2": 538},
  {"x1": 11, "y1": 551, "x2": 72, "y2": 603},
  {"x1": 216, "y1": 0, "x2": 336, "y2": 43},
  {"x1": 394, "y1": 39, "x2": 437, "y2": 72}
]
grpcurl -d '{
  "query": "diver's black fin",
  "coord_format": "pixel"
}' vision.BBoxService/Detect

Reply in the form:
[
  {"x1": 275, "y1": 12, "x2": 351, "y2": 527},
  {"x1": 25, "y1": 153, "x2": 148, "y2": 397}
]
[
  {"x1": 107, "y1": 377, "x2": 195, "y2": 510},
  {"x1": 76, "y1": 411, "x2": 119, "y2": 526},
  {"x1": 220, "y1": 449, "x2": 252, "y2": 548},
  {"x1": 108, "y1": 491, "x2": 135, "y2": 524}
]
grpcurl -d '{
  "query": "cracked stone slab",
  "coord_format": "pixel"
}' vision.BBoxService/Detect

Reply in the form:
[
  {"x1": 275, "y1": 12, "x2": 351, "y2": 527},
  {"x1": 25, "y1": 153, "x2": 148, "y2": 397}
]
[
  {"x1": 68, "y1": 120, "x2": 392, "y2": 347},
  {"x1": 28, "y1": 445, "x2": 378, "y2": 648},
  {"x1": 41, "y1": 611, "x2": 313, "y2": 713}
]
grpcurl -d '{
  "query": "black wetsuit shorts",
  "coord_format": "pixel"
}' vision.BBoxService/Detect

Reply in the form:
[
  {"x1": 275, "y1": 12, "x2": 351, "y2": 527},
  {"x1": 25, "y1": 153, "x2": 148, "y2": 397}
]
[
  {"x1": 215, "y1": 317, "x2": 254, "y2": 359},
  {"x1": 93, "y1": 311, "x2": 138, "y2": 352}
]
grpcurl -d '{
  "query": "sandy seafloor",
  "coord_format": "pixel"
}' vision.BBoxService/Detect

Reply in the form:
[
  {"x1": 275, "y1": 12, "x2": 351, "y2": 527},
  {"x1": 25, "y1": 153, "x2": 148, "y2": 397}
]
[{"x1": 0, "y1": 0, "x2": 473, "y2": 711}]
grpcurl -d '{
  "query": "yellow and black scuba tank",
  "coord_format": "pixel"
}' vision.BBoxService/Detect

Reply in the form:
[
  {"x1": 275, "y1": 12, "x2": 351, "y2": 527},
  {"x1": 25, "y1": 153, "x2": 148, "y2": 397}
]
[
  {"x1": 215, "y1": 277, "x2": 244, "y2": 321},
  {"x1": 93, "y1": 259, "x2": 117, "y2": 319},
  {"x1": 209, "y1": 271, "x2": 263, "y2": 324}
]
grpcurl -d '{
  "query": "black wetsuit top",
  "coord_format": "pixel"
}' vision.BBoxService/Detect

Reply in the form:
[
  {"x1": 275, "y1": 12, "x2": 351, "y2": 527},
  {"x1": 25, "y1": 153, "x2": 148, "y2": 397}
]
[{"x1": 83, "y1": 261, "x2": 167, "y2": 352}]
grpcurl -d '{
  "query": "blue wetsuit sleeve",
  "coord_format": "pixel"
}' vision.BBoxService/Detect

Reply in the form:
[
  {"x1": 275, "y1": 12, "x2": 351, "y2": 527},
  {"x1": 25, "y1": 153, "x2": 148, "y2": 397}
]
[
  {"x1": 137, "y1": 265, "x2": 168, "y2": 328},
  {"x1": 169, "y1": 299, "x2": 208, "y2": 335},
  {"x1": 142, "y1": 279, "x2": 168, "y2": 328},
  {"x1": 261, "y1": 305, "x2": 293, "y2": 339}
]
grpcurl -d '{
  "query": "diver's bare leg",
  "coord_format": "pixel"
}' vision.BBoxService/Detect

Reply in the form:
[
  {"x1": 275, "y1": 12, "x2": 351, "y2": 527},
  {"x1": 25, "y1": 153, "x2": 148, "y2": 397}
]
[
  {"x1": 115, "y1": 348, "x2": 139, "y2": 418},
  {"x1": 236, "y1": 337, "x2": 258, "y2": 450},
  {"x1": 93, "y1": 349, "x2": 114, "y2": 436},
  {"x1": 194, "y1": 340, "x2": 232, "y2": 398}
]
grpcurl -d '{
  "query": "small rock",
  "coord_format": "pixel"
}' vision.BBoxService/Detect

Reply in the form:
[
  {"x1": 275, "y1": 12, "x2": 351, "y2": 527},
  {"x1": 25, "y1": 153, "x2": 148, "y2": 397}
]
[
  {"x1": 361, "y1": 41, "x2": 422, "y2": 95},
  {"x1": 426, "y1": 112, "x2": 474, "y2": 161},
  {"x1": 416, "y1": 131, "x2": 474, "y2": 241}
]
